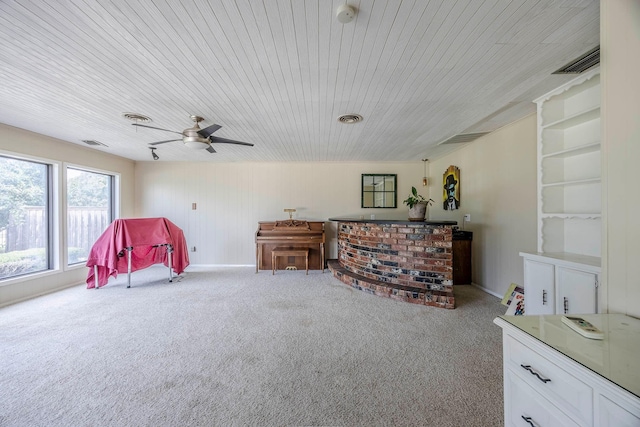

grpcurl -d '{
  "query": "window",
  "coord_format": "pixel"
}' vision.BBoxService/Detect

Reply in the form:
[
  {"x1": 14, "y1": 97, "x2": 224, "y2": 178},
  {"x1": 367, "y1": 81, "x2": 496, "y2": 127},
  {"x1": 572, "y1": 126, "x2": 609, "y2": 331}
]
[
  {"x1": 0, "y1": 156, "x2": 51, "y2": 279},
  {"x1": 66, "y1": 168, "x2": 114, "y2": 265},
  {"x1": 361, "y1": 174, "x2": 397, "y2": 208}
]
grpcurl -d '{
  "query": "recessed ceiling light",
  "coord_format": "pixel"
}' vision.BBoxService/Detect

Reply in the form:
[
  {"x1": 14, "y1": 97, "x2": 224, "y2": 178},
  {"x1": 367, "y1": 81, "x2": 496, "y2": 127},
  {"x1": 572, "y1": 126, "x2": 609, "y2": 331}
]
[
  {"x1": 337, "y1": 114, "x2": 363, "y2": 124},
  {"x1": 122, "y1": 112, "x2": 152, "y2": 123}
]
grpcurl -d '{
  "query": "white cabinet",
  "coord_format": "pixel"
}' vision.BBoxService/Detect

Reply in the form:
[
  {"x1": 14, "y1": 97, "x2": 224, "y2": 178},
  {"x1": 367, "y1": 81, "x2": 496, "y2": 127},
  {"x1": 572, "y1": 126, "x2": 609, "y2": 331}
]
[
  {"x1": 521, "y1": 252, "x2": 599, "y2": 315},
  {"x1": 523, "y1": 67, "x2": 602, "y2": 315},
  {"x1": 556, "y1": 266, "x2": 598, "y2": 314},
  {"x1": 505, "y1": 370, "x2": 581, "y2": 427},
  {"x1": 523, "y1": 258, "x2": 555, "y2": 315},
  {"x1": 599, "y1": 395, "x2": 640, "y2": 427},
  {"x1": 494, "y1": 315, "x2": 640, "y2": 427},
  {"x1": 535, "y1": 67, "x2": 601, "y2": 259}
]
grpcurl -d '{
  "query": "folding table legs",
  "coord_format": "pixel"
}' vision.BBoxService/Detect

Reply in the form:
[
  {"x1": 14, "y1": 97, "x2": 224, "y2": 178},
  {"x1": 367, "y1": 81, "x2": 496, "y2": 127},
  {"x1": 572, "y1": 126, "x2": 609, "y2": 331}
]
[
  {"x1": 126, "y1": 247, "x2": 133, "y2": 288},
  {"x1": 94, "y1": 244, "x2": 174, "y2": 289},
  {"x1": 167, "y1": 244, "x2": 173, "y2": 282}
]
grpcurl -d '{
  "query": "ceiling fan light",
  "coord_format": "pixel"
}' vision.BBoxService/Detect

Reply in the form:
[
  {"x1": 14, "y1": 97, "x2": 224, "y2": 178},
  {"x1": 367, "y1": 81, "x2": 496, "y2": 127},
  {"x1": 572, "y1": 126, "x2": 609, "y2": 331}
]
[{"x1": 183, "y1": 137, "x2": 209, "y2": 149}]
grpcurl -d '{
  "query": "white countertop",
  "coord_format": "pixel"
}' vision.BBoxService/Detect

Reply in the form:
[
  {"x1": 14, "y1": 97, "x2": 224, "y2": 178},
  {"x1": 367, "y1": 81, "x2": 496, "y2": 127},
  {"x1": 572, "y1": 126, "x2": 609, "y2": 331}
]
[
  {"x1": 519, "y1": 251, "x2": 601, "y2": 271},
  {"x1": 495, "y1": 314, "x2": 640, "y2": 398}
]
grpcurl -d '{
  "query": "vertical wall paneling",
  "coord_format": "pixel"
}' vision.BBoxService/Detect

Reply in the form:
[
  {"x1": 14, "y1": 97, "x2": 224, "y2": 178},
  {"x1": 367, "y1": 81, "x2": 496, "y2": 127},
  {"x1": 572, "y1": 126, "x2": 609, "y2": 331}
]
[
  {"x1": 134, "y1": 161, "x2": 423, "y2": 265},
  {"x1": 601, "y1": 0, "x2": 640, "y2": 317},
  {"x1": 428, "y1": 115, "x2": 538, "y2": 297}
]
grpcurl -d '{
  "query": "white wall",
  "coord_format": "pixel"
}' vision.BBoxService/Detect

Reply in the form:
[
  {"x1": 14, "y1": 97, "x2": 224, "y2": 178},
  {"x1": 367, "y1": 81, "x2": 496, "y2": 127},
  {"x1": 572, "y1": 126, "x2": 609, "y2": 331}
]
[
  {"x1": 134, "y1": 116, "x2": 537, "y2": 301},
  {"x1": 0, "y1": 124, "x2": 135, "y2": 306},
  {"x1": 601, "y1": 0, "x2": 640, "y2": 317},
  {"x1": 427, "y1": 115, "x2": 538, "y2": 298},
  {"x1": 134, "y1": 162, "x2": 423, "y2": 264}
]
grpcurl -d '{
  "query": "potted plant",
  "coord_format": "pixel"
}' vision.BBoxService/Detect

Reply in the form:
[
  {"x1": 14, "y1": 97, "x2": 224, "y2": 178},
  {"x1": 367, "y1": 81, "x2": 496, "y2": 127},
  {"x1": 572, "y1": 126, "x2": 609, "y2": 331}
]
[{"x1": 402, "y1": 186, "x2": 434, "y2": 221}]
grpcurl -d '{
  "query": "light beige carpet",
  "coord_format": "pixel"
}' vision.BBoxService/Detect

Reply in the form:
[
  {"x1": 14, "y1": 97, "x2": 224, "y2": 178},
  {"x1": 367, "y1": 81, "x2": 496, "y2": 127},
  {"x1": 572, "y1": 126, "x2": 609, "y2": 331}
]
[{"x1": 0, "y1": 266, "x2": 505, "y2": 426}]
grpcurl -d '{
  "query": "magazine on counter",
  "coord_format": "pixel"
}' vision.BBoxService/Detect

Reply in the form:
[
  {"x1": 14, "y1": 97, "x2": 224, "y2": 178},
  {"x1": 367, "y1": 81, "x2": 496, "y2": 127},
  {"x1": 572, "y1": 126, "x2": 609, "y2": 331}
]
[{"x1": 505, "y1": 290, "x2": 524, "y2": 315}]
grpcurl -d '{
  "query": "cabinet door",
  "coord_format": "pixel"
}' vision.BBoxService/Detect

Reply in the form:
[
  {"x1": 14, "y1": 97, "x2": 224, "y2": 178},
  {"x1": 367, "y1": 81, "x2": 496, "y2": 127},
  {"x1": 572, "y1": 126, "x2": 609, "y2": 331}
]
[
  {"x1": 452, "y1": 240, "x2": 472, "y2": 285},
  {"x1": 556, "y1": 267, "x2": 598, "y2": 314},
  {"x1": 598, "y1": 395, "x2": 640, "y2": 427},
  {"x1": 524, "y1": 260, "x2": 555, "y2": 315}
]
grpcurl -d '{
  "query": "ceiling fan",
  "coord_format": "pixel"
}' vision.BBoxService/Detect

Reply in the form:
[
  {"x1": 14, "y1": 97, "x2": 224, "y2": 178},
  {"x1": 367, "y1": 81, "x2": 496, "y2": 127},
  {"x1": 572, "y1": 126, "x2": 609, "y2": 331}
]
[{"x1": 132, "y1": 115, "x2": 254, "y2": 153}]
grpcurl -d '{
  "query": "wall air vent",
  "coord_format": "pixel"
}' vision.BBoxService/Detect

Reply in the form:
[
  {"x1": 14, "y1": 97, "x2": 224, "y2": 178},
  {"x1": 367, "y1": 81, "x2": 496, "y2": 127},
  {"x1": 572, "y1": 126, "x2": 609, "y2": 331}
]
[
  {"x1": 552, "y1": 46, "x2": 599, "y2": 74},
  {"x1": 81, "y1": 140, "x2": 108, "y2": 147},
  {"x1": 438, "y1": 132, "x2": 490, "y2": 145}
]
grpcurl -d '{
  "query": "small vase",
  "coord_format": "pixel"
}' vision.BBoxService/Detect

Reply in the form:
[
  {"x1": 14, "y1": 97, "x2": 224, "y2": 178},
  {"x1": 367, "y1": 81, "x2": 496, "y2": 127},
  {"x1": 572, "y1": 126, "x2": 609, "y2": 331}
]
[{"x1": 408, "y1": 202, "x2": 427, "y2": 221}]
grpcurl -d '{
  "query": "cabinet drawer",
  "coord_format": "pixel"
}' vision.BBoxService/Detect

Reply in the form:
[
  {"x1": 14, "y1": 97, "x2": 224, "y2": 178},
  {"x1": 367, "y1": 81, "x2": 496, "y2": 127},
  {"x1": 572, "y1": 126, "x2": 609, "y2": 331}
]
[
  {"x1": 505, "y1": 369, "x2": 581, "y2": 427},
  {"x1": 505, "y1": 335, "x2": 593, "y2": 426}
]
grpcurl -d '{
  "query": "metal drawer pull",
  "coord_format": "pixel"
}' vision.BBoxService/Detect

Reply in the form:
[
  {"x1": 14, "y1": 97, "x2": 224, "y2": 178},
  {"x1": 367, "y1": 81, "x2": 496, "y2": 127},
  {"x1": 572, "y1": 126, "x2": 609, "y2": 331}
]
[
  {"x1": 520, "y1": 364, "x2": 551, "y2": 383},
  {"x1": 521, "y1": 415, "x2": 535, "y2": 426},
  {"x1": 564, "y1": 297, "x2": 568, "y2": 314},
  {"x1": 542, "y1": 290, "x2": 547, "y2": 305}
]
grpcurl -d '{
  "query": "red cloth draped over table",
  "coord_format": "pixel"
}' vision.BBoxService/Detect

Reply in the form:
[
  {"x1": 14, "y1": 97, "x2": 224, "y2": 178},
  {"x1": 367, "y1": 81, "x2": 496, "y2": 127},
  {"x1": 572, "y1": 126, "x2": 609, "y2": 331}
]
[{"x1": 85, "y1": 217, "x2": 189, "y2": 288}]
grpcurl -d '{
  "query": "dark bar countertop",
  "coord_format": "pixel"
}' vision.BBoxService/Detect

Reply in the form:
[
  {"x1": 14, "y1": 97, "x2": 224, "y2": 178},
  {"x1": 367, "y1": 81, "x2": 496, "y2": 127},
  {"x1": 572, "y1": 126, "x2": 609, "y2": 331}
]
[{"x1": 328, "y1": 217, "x2": 457, "y2": 226}]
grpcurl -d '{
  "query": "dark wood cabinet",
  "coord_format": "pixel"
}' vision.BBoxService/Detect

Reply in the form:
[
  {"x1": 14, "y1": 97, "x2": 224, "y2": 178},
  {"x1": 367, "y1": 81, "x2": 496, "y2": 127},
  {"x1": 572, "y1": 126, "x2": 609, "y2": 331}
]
[{"x1": 453, "y1": 231, "x2": 472, "y2": 285}]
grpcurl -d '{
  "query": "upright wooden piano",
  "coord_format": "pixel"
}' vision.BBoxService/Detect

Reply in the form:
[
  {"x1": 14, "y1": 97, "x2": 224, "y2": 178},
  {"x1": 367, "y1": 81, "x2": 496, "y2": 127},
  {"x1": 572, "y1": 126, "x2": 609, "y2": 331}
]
[{"x1": 255, "y1": 220, "x2": 325, "y2": 272}]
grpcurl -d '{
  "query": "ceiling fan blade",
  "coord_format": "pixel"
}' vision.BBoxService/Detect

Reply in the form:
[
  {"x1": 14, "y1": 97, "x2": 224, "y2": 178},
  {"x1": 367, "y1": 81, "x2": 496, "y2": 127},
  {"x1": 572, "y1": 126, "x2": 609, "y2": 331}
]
[
  {"x1": 206, "y1": 145, "x2": 217, "y2": 153},
  {"x1": 209, "y1": 136, "x2": 254, "y2": 146},
  {"x1": 149, "y1": 139, "x2": 182, "y2": 145},
  {"x1": 198, "y1": 124, "x2": 222, "y2": 138},
  {"x1": 132, "y1": 123, "x2": 183, "y2": 135}
]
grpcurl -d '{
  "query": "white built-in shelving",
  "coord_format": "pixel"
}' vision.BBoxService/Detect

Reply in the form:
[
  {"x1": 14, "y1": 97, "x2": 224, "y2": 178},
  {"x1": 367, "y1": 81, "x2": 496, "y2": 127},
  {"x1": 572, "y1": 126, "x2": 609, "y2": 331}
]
[
  {"x1": 535, "y1": 67, "x2": 601, "y2": 260},
  {"x1": 522, "y1": 68, "x2": 601, "y2": 316}
]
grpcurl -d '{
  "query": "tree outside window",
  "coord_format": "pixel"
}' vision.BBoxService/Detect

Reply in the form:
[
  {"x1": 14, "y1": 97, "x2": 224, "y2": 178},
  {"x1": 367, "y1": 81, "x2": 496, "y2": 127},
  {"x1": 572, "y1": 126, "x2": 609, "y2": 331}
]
[{"x1": 0, "y1": 156, "x2": 49, "y2": 279}]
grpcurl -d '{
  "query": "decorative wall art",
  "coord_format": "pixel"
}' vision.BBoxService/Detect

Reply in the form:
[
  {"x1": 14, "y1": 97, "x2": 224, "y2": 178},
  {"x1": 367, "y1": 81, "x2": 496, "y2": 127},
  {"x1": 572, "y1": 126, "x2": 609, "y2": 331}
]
[
  {"x1": 443, "y1": 165, "x2": 460, "y2": 210},
  {"x1": 361, "y1": 174, "x2": 397, "y2": 208}
]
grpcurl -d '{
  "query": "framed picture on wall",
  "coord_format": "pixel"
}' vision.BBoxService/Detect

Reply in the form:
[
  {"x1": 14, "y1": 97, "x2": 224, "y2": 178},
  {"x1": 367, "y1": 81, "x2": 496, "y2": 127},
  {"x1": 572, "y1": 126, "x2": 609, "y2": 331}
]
[{"x1": 443, "y1": 165, "x2": 460, "y2": 210}]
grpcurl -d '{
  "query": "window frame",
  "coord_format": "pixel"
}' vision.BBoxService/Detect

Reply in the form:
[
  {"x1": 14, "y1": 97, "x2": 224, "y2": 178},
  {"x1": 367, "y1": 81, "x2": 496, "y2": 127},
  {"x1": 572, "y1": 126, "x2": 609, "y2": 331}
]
[
  {"x1": 65, "y1": 165, "x2": 117, "y2": 267},
  {"x1": 0, "y1": 150, "x2": 122, "y2": 285},
  {"x1": 0, "y1": 153, "x2": 57, "y2": 281}
]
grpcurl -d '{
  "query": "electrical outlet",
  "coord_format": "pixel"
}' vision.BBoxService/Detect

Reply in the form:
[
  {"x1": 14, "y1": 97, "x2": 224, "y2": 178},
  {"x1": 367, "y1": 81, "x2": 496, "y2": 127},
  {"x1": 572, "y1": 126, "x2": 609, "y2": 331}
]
[{"x1": 464, "y1": 214, "x2": 471, "y2": 222}]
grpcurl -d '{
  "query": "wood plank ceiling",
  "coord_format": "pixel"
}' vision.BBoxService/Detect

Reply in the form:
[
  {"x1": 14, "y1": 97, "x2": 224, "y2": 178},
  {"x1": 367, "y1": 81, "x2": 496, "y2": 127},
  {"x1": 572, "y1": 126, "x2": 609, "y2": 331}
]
[{"x1": 0, "y1": 0, "x2": 599, "y2": 162}]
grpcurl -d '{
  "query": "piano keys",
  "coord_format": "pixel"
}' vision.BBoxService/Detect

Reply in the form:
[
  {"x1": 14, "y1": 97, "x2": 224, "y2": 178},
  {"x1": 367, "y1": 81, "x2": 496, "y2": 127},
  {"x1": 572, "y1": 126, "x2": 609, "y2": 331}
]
[{"x1": 255, "y1": 220, "x2": 325, "y2": 272}]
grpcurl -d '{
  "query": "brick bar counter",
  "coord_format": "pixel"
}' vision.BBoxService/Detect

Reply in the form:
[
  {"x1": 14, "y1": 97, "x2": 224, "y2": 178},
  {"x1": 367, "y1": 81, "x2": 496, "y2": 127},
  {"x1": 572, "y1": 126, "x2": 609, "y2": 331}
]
[{"x1": 327, "y1": 218, "x2": 458, "y2": 309}]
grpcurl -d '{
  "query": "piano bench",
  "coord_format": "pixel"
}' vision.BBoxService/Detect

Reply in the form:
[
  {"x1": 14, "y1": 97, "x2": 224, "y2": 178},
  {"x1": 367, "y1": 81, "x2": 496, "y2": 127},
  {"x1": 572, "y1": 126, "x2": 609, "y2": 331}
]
[{"x1": 272, "y1": 247, "x2": 309, "y2": 275}]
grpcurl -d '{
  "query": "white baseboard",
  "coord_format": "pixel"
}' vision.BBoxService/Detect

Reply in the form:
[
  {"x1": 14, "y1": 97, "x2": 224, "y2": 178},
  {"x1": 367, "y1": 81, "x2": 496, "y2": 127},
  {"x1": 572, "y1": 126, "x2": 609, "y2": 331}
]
[
  {"x1": 0, "y1": 280, "x2": 84, "y2": 308},
  {"x1": 185, "y1": 264, "x2": 255, "y2": 269},
  {"x1": 471, "y1": 282, "x2": 502, "y2": 299}
]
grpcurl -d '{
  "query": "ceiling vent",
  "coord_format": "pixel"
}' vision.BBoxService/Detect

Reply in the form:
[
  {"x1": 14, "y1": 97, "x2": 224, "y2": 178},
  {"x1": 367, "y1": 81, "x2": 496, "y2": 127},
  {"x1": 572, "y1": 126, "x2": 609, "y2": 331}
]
[
  {"x1": 122, "y1": 112, "x2": 152, "y2": 123},
  {"x1": 337, "y1": 114, "x2": 363, "y2": 124},
  {"x1": 438, "y1": 132, "x2": 490, "y2": 145},
  {"x1": 82, "y1": 139, "x2": 108, "y2": 147},
  {"x1": 552, "y1": 46, "x2": 599, "y2": 74}
]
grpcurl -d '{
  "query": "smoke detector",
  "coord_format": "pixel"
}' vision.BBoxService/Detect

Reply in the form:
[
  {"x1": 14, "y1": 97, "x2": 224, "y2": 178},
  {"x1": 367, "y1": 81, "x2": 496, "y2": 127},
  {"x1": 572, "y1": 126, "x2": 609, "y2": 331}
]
[{"x1": 336, "y1": 4, "x2": 356, "y2": 24}]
